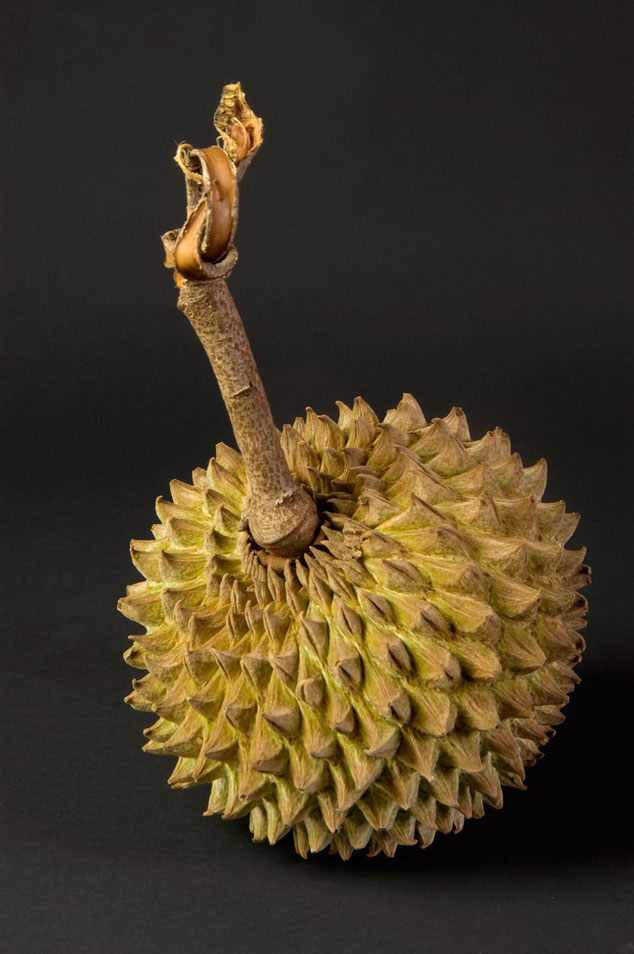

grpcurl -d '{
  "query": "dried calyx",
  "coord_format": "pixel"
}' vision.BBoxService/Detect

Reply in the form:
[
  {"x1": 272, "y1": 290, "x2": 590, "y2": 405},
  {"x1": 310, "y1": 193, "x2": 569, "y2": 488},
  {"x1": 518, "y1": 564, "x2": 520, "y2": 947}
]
[{"x1": 162, "y1": 84, "x2": 320, "y2": 560}]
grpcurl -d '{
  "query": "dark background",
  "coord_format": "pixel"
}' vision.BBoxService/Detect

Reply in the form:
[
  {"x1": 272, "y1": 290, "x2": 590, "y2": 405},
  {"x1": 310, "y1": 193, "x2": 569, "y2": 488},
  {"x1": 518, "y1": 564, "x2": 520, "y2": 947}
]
[{"x1": 1, "y1": 1, "x2": 632, "y2": 952}]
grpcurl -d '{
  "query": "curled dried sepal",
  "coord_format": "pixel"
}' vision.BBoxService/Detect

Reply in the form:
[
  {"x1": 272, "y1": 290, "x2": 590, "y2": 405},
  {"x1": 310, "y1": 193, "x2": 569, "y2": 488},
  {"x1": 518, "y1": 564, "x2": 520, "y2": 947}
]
[
  {"x1": 163, "y1": 83, "x2": 263, "y2": 283},
  {"x1": 214, "y1": 82, "x2": 263, "y2": 166},
  {"x1": 164, "y1": 144, "x2": 238, "y2": 282}
]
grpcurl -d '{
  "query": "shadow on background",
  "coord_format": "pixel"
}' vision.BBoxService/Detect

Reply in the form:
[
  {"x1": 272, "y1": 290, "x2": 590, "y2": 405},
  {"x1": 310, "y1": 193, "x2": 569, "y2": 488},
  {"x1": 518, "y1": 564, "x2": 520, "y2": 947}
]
[
  {"x1": 92, "y1": 655, "x2": 630, "y2": 878},
  {"x1": 176, "y1": 659, "x2": 632, "y2": 877}
]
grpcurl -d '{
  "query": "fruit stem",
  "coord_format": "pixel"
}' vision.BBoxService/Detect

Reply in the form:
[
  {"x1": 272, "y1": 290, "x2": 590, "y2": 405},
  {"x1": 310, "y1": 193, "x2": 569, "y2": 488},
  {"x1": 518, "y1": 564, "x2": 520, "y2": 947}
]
[
  {"x1": 177, "y1": 278, "x2": 320, "y2": 558},
  {"x1": 162, "y1": 84, "x2": 319, "y2": 558}
]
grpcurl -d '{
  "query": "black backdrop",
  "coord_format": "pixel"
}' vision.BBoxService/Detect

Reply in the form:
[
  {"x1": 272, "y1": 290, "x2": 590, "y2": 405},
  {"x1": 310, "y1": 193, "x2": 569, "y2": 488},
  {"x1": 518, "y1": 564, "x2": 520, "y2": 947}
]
[{"x1": 2, "y1": 2, "x2": 632, "y2": 952}]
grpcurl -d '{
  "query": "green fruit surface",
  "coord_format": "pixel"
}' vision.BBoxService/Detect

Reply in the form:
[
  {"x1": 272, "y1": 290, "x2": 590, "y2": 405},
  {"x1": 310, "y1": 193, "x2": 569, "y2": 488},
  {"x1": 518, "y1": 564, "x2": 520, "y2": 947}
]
[{"x1": 120, "y1": 395, "x2": 588, "y2": 858}]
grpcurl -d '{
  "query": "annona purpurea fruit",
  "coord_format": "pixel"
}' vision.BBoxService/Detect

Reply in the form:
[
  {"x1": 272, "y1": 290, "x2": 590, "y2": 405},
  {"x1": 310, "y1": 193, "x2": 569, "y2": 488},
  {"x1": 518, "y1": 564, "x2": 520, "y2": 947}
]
[
  {"x1": 120, "y1": 83, "x2": 588, "y2": 858},
  {"x1": 120, "y1": 393, "x2": 588, "y2": 858}
]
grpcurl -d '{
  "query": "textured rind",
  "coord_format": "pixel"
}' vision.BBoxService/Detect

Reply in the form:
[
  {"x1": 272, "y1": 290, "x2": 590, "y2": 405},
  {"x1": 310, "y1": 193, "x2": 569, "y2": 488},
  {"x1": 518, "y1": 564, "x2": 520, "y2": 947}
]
[{"x1": 119, "y1": 394, "x2": 589, "y2": 858}]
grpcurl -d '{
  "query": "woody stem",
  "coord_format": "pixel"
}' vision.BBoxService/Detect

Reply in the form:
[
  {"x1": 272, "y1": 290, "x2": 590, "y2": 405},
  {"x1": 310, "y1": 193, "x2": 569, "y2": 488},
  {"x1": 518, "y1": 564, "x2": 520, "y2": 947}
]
[{"x1": 177, "y1": 278, "x2": 320, "y2": 558}]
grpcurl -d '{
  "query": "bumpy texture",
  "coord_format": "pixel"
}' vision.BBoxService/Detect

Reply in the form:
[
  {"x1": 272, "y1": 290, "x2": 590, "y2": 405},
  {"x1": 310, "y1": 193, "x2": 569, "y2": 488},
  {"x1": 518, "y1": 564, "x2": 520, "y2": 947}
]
[{"x1": 119, "y1": 394, "x2": 589, "y2": 858}]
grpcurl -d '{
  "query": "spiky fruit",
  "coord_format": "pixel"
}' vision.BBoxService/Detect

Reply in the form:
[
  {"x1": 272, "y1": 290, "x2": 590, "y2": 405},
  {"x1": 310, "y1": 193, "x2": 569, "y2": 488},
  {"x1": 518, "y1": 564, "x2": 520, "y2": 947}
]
[{"x1": 119, "y1": 393, "x2": 588, "y2": 858}]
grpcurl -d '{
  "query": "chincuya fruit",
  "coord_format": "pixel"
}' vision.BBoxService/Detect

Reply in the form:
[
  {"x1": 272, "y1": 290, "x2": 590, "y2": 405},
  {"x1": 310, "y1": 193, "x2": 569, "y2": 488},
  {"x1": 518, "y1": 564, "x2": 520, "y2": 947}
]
[{"x1": 119, "y1": 84, "x2": 589, "y2": 859}]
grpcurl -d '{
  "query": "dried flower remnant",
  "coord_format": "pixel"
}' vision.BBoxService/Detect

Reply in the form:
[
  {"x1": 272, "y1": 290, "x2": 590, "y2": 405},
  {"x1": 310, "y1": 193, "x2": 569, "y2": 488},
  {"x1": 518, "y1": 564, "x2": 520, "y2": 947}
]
[{"x1": 214, "y1": 82, "x2": 264, "y2": 165}]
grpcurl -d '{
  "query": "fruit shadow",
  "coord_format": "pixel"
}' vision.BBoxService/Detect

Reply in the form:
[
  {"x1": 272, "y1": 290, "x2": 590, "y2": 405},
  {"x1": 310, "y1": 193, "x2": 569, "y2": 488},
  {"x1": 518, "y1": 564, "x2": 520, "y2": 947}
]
[{"x1": 259, "y1": 661, "x2": 632, "y2": 877}]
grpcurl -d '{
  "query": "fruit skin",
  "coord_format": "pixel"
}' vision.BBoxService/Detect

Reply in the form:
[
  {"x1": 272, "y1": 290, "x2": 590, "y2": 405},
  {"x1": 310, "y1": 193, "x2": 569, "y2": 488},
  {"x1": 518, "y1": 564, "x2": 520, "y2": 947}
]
[{"x1": 119, "y1": 394, "x2": 589, "y2": 859}]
